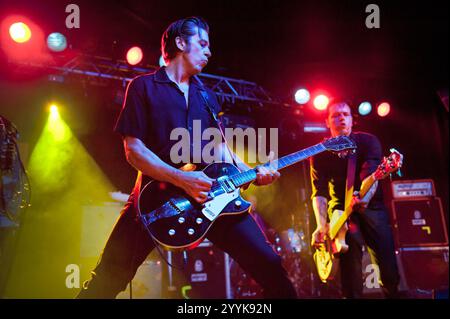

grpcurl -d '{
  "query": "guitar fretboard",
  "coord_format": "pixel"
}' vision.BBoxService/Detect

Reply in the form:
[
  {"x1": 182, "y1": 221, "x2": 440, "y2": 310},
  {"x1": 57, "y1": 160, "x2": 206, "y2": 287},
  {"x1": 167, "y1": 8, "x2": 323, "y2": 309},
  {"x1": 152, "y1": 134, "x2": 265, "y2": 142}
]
[{"x1": 230, "y1": 143, "x2": 327, "y2": 187}]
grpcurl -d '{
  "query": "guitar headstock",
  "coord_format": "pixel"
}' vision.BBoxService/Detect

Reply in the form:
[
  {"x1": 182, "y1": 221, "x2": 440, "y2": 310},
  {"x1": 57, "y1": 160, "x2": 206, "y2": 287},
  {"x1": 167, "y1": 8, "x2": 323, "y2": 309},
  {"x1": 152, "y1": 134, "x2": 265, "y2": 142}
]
[
  {"x1": 374, "y1": 148, "x2": 404, "y2": 180},
  {"x1": 322, "y1": 136, "x2": 357, "y2": 153}
]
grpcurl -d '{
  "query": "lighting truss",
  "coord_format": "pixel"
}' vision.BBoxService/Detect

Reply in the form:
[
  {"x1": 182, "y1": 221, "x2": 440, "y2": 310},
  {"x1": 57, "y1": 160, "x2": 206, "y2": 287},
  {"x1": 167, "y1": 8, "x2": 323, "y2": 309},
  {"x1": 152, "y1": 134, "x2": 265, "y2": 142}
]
[{"x1": 10, "y1": 55, "x2": 288, "y2": 107}]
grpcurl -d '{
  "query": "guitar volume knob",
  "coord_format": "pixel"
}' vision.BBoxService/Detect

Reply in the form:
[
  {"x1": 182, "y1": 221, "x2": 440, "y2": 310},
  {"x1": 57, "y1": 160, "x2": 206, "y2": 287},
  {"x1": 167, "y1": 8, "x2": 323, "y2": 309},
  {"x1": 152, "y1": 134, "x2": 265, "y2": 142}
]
[
  {"x1": 196, "y1": 218, "x2": 203, "y2": 224},
  {"x1": 168, "y1": 229, "x2": 176, "y2": 236},
  {"x1": 188, "y1": 228, "x2": 195, "y2": 235},
  {"x1": 178, "y1": 217, "x2": 185, "y2": 224},
  {"x1": 235, "y1": 200, "x2": 242, "y2": 207}
]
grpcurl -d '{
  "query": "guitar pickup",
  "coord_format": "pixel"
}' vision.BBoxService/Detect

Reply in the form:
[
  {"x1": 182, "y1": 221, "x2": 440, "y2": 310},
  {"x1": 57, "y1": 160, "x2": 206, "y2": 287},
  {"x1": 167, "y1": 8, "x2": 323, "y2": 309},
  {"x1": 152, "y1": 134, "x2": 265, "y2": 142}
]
[
  {"x1": 223, "y1": 179, "x2": 236, "y2": 192},
  {"x1": 217, "y1": 176, "x2": 236, "y2": 193}
]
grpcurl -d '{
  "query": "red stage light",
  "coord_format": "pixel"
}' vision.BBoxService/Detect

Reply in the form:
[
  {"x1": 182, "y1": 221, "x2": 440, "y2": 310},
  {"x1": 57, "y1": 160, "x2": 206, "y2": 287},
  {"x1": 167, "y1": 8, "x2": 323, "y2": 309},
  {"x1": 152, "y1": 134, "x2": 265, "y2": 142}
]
[
  {"x1": 313, "y1": 94, "x2": 329, "y2": 111},
  {"x1": 1, "y1": 16, "x2": 49, "y2": 63},
  {"x1": 126, "y1": 46, "x2": 143, "y2": 65},
  {"x1": 9, "y1": 22, "x2": 31, "y2": 43},
  {"x1": 377, "y1": 102, "x2": 391, "y2": 117}
]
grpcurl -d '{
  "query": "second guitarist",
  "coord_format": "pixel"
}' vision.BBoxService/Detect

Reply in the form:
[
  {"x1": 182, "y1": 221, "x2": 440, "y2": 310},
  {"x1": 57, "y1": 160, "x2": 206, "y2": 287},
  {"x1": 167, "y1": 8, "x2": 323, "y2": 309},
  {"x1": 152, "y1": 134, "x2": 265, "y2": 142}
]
[{"x1": 310, "y1": 101, "x2": 400, "y2": 298}]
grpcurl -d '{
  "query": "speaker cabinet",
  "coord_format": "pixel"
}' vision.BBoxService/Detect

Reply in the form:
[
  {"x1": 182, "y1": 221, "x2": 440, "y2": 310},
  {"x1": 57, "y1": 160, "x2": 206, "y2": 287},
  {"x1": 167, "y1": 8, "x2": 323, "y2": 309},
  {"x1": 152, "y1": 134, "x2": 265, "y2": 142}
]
[
  {"x1": 391, "y1": 198, "x2": 448, "y2": 247},
  {"x1": 161, "y1": 241, "x2": 231, "y2": 299}
]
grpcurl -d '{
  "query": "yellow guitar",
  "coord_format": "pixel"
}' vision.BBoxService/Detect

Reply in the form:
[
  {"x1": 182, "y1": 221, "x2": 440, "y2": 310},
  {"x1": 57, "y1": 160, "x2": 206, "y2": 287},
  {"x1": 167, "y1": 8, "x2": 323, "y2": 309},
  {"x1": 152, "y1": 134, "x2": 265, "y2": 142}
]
[{"x1": 313, "y1": 148, "x2": 403, "y2": 283}]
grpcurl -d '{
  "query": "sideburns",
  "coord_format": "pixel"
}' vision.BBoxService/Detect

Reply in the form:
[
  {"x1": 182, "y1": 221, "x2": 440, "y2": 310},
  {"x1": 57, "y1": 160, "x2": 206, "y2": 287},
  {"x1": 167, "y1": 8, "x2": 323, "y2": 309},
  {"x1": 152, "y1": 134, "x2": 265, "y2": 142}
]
[{"x1": 184, "y1": 37, "x2": 192, "y2": 54}]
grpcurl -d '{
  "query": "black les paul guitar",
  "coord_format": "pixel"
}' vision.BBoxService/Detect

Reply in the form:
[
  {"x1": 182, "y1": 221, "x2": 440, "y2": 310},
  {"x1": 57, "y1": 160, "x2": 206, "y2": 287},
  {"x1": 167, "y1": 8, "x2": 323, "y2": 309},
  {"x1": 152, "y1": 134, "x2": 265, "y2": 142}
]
[{"x1": 138, "y1": 136, "x2": 356, "y2": 250}]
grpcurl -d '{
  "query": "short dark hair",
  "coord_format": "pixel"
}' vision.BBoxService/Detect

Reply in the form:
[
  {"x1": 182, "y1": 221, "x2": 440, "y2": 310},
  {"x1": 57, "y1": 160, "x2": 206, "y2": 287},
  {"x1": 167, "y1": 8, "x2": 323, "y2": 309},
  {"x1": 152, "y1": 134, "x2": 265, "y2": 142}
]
[
  {"x1": 161, "y1": 16, "x2": 209, "y2": 63},
  {"x1": 326, "y1": 99, "x2": 353, "y2": 117}
]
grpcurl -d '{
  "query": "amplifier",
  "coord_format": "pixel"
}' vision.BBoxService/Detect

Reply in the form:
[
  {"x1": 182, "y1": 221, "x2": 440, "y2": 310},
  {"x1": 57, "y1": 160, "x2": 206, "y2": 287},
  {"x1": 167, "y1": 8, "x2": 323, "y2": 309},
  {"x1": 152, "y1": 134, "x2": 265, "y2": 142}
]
[
  {"x1": 161, "y1": 240, "x2": 232, "y2": 299},
  {"x1": 391, "y1": 197, "x2": 448, "y2": 247},
  {"x1": 391, "y1": 179, "x2": 435, "y2": 199}
]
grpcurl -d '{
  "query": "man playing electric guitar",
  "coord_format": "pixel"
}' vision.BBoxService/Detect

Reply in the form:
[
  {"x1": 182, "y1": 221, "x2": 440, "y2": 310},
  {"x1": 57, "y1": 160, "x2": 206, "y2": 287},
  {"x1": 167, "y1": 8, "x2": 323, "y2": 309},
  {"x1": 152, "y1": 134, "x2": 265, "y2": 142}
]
[
  {"x1": 310, "y1": 101, "x2": 401, "y2": 298},
  {"x1": 77, "y1": 17, "x2": 297, "y2": 299}
]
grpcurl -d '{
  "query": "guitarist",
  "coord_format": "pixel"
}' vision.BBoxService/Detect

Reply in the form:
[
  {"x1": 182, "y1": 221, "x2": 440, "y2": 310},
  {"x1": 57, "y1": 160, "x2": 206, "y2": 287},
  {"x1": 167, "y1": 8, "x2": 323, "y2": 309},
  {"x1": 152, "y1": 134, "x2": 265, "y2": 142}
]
[
  {"x1": 77, "y1": 17, "x2": 297, "y2": 299},
  {"x1": 310, "y1": 101, "x2": 400, "y2": 298}
]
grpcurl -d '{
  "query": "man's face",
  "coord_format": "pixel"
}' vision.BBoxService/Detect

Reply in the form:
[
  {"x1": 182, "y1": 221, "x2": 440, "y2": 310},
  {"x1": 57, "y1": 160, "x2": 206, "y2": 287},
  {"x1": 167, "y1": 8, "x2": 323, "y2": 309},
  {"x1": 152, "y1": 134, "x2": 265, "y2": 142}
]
[
  {"x1": 182, "y1": 27, "x2": 211, "y2": 74},
  {"x1": 326, "y1": 103, "x2": 353, "y2": 137}
]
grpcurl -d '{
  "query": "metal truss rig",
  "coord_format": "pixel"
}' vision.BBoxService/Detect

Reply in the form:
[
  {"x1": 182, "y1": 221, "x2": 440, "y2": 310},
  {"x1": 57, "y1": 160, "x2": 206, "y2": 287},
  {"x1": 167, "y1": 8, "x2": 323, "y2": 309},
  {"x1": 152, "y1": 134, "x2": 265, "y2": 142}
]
[{"x1": 12, "y1": 55, "x2": 287, "y2": 107}]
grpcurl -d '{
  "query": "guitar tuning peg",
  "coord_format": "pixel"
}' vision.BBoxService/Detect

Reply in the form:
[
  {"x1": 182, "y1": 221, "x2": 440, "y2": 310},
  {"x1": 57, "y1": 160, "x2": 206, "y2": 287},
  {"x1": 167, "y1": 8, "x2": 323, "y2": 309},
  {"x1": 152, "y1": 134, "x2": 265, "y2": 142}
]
[{"x1": 397, "y1": 169, "x2": 402, "y2": 177}]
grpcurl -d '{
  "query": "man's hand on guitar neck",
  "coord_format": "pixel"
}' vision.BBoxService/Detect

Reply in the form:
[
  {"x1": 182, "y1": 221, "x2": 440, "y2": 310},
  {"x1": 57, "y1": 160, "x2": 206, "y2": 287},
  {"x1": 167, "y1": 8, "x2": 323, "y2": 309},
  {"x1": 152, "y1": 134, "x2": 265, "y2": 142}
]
[
  {"x1": 240, "y1": 165, "x2": 281, "y2": 190},
  {"x1": 350, "y1": 179, "x2": 379, "y2": 213},
  {"x1": 254, "y1": 165, "x2": 281, "y2": 186},
  {"x1": 350, "y1": 191, "x2": 369, "y2": 213},
  {"x1": 245, "y1": 151, "x2": 280, "y2": 188}
]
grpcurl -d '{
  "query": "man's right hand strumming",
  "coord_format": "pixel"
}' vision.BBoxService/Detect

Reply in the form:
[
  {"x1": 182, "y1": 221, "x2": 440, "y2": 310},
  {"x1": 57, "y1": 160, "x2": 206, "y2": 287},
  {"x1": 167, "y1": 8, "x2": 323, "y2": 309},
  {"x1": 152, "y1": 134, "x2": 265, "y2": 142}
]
[
  {"x1": 175, "y1": 171, "x2": 214, "y2": 204},
  {"x1": 311, "y1": 223, "x2": 330, "y2": 247}
]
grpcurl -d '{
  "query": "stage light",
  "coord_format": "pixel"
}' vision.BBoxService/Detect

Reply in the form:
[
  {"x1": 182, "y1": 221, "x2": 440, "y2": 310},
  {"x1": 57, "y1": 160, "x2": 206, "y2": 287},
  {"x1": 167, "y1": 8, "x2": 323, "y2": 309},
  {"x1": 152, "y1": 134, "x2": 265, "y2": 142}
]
[
  {"x1": 30, "y1": 103, "x2": 113, "y2": 195},
  {"x1": 159, "y1": 55, "x2": 167, "y2": 67},
  {"x1": 126, "y1": 46, "x2": 143, "y2": 65},
  {"x1": 50, "y1": 104, "x2": 58, "y2": 115},
  {"x1": 294, "y1": 88, "x2": 310, "y2": 104},
  {"x1": 48, "y1": 105, "x2": 69, "y2": 142},
  {"x1": 2, "y1": 16, "x2": 48, "y2": 62},
  {"x1": 377, "y1": 102, "x2": 390, "y2": 117},
  {"x1": 26, "y1": 104, "x2": 114, "y2": 292},
  {"x1": 313, "y1": 94, "x2": 329, "y2": 111},
  {"x1": 358, "y1": 102, "x2": 372, "y2": 116},
  {"x1": 47, "y1": 32, "x2": 67, "y2": 52},
  {"x1": 9, "y1": 22, "x2": 31, "y2": 43}
]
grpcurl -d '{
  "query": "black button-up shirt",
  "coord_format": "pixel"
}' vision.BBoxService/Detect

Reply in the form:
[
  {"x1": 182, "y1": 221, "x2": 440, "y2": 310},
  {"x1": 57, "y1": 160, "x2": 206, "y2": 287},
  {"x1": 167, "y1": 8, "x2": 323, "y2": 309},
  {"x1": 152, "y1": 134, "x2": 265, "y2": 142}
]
[
  {"x1": 114, "y1": 67, "x2": 222, "y2": 198},
  {"x1": 114, "y1": 67, "x2": 222, "y2": 168},
  {"x1": 310, "y1": 132, "x2": 385, "y2": 216}
]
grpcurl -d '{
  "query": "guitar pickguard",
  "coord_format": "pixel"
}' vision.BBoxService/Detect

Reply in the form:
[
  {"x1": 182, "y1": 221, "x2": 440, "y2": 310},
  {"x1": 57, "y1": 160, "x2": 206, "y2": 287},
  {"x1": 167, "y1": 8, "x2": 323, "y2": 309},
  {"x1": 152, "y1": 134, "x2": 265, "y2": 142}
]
[{"x1": 202, "y1": 189, "x2": 239, "y2": 221}]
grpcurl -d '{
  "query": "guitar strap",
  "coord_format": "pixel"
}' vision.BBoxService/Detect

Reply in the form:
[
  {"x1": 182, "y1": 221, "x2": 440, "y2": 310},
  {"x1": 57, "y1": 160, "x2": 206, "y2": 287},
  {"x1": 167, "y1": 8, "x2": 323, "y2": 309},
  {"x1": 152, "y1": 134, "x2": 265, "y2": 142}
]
[
  {"x1": 198, "y1": 89, "x2": 241, "y2": 171},
  {"x1": 344, "y1": 149, "x2": 358, "y2": 216}
]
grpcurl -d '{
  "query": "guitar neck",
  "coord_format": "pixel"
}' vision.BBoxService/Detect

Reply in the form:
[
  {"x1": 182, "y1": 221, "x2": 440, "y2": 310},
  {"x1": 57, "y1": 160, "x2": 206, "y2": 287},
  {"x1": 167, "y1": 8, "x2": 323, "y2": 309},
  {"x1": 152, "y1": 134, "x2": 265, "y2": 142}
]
[
  {"x1": 229, "y1": 143, "x2": 327, "y2": 188},
  {"x1": 329, "y1": 173, "x2": 377, "y2": 239}
]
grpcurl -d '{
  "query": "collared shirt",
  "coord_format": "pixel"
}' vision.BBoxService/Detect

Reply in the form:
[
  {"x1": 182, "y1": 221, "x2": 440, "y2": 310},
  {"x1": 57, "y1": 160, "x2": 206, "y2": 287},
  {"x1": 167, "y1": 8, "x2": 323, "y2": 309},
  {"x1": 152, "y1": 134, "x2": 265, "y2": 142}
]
[
  {"x1": 310, "y1": 131, "x2": 385, "y2": 216},
  {"x1": 114, "y1": 67, "x2": 222, "y2": 169}
]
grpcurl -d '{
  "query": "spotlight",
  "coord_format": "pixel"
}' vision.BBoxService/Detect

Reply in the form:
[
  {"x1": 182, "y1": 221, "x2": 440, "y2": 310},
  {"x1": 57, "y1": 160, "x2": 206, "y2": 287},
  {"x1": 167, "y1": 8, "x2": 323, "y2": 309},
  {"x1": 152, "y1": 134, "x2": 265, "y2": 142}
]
[
  {"x1": 47, "y1": 32, "x2": 67, "y2": 52},
  {"x1": 50, "y1": 104, "x2": 59, "y2": 116},
  {"x1": 358, "y1": 102, "x2": 372, "y2": 116},
  {"x1": 294, "y1": 88, "x2": 310, "y2": 104},
  {"x1": 313, "y1": 94, "x2": 329, "y2": 111},
  {"x1": 126, "y1": 46, "x2": 143, "y2": 65},
  {"x1": 2, "y1": 17, "x2": 46, "y2": 62},
  {"x1": 377, "y1": 102, "x2": 390, "y2": 117},
  {"x1": 9, "y1": 22, "x2": 31, "y2": 43}
]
